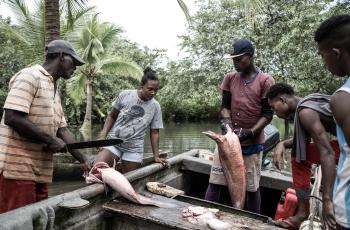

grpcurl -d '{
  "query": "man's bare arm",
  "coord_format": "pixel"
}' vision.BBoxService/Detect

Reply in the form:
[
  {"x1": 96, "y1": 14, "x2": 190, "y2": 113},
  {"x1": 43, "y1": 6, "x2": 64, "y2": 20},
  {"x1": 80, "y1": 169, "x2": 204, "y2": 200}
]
[
  {"x1": 4, "y1": 109, "x2": 65, "y2": 152},
  {"x1": 56, "y1": 127, "x2": 88, "y2": 164},
  {"x1": 299, "y1": 108, "x2": 336, "y2": 200},
  {"x1": 299, "y1": 108, "x2": 336, "y2": 228},
  {"x1": 331, "y1": 92, "x2": 350, "y2": 148}
]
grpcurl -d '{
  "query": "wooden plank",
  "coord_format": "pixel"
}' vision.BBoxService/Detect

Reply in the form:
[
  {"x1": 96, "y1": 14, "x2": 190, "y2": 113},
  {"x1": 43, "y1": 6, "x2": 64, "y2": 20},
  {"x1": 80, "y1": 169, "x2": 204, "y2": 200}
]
[
  {"x1": 181, "y1": 156, "x2": 293, "y2": 191},
  {"x1": 103, "y1": 198, "x2": 282, "y2": 230}
]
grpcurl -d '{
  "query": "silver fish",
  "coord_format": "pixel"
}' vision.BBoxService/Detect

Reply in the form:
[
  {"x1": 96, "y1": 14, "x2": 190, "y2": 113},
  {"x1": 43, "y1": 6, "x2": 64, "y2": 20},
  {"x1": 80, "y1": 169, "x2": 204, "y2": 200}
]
[{"x1": 87, "y1": 162, "x2": 177, "y2": 208}]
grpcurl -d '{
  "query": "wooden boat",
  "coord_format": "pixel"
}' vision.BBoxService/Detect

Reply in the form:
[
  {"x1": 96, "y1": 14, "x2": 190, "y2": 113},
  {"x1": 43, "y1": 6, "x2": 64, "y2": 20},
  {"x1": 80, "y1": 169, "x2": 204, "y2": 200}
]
[
  {"x1": 0, "y1": 148, "x2": 291, "y2": 229},
  {"x1": 53, "y1": 151, "x2": 169, "y2": 180},
  {"x1": 53, "y1": 124, "x2": 281, "y2": 180}
]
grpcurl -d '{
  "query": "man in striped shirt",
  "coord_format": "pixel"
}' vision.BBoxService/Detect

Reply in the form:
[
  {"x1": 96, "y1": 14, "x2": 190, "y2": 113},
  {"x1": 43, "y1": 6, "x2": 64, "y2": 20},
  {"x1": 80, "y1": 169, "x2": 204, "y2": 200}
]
[
  {"x1": 0, "y1": 40, "x2": 90, "y2": 213},
  {"x1": 315, "y1": 15, "x2": 350, "y2": 230}
]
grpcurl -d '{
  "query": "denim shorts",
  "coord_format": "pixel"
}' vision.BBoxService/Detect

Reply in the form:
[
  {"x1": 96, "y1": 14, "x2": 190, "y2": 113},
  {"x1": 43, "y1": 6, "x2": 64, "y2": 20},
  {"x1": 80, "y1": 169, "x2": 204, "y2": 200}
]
[{"x1": 102, "y1": 145, "x2": 143, "y2": 163}]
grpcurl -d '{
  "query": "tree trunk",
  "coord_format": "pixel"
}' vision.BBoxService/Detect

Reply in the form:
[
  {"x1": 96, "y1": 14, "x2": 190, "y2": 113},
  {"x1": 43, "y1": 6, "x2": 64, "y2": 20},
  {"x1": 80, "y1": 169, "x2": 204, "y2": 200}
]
[
  {"x1": 80, "y1": 78, "x2": 93, "y2": 136},
  {"x1": 45, "y1": 0, "x2": 60, "y2": 44}
]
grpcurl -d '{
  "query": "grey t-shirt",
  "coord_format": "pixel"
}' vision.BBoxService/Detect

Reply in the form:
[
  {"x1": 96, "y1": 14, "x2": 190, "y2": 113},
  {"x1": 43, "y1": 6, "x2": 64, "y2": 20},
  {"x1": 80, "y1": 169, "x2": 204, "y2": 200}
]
[{"x1": 107, "y1": 90, "x2": 163, "y2": 153}]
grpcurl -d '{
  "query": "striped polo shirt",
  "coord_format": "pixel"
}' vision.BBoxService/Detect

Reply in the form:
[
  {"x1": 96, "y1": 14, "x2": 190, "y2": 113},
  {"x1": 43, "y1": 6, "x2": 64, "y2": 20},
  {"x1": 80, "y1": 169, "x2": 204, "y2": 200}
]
[
  {"x1": 333, "y1": 77, "x2": 350, "y2": 228},
  {"x1": 0, "y1": 64, "x2": 67, "y2": 183}
]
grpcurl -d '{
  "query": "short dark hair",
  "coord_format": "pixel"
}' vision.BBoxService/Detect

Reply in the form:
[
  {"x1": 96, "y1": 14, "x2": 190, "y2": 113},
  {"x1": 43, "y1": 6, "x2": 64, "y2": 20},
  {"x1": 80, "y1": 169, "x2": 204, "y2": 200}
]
[
  {"x1": 267, "y1": 83, "x2": 294, "y2": 100},
  {"x1": 314, "y1": 15, "x2": 350, "y2": 51},
  {"x1": 141, "y1": 67, "x2": 158, "y2": 86}
]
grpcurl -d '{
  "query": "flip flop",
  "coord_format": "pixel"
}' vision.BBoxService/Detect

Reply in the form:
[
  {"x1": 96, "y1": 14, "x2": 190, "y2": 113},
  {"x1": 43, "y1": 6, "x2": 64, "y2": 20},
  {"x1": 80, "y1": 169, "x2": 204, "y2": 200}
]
[{"x1": 274, "y1": 218, "x2": 299, "y2": 229}]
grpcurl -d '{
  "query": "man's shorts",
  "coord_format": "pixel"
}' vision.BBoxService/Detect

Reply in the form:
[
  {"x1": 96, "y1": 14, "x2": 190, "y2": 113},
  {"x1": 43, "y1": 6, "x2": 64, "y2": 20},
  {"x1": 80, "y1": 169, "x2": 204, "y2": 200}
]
[
  {"x1": 0, "y1": 173, "x2": 48, "y2": 213},
  {"x1": 243, "y1": 152, "x2": 262, "y2": 192},
  {"x1": 103, "y1": 145, "x2": 143, "y2": 163}
]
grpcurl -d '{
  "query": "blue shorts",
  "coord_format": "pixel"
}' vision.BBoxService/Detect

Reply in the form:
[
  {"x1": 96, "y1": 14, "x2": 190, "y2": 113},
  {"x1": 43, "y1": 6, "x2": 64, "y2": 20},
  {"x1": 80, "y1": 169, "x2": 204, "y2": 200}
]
[{"x1": 102, "y1": 146, "x2": 143, "y2": 163}]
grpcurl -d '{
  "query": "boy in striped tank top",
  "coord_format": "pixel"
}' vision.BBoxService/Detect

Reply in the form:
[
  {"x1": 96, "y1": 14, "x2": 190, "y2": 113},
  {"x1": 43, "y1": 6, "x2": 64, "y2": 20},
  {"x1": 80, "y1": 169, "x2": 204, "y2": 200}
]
[{"x1": 315, "y1": 15, "x2": 350, "y2": 230}]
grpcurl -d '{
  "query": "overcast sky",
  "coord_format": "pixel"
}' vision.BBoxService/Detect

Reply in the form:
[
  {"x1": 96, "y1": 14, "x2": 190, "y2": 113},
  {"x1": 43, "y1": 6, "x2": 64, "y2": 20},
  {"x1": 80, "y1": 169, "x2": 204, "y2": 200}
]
[{"x1": 0, "y1": 0, "x2": 197, "y2": 59}]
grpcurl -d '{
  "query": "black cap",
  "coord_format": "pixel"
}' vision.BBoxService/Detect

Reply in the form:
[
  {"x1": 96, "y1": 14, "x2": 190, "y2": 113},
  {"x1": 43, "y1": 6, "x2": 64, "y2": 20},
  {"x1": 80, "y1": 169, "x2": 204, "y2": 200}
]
[
  {"x1": 45, "y1": 40, "x2": 85, "y2": 66},
  {"x1": 225, "y1": 39, "x2": 255, "y2": 58}
]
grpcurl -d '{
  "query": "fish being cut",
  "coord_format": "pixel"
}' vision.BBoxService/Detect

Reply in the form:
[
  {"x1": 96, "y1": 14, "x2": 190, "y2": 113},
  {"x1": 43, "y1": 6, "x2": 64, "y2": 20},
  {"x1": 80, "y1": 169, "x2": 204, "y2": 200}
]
[
  {"x1": 203, "y1": 125, "x2": 246, "y2": 209},
  {"x1": 86, "y1": 162, "x2": 177, "y2": 208},
  {"x1": 182, "y1": 206, "x2": 232, "y2": 230}
]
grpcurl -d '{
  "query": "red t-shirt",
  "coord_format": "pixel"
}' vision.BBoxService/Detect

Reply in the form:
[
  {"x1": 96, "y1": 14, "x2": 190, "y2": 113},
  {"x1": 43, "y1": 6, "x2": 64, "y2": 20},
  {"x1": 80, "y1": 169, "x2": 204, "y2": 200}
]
[{"x1": 220, "y1": 70, "x2": 275, "y2": 146}]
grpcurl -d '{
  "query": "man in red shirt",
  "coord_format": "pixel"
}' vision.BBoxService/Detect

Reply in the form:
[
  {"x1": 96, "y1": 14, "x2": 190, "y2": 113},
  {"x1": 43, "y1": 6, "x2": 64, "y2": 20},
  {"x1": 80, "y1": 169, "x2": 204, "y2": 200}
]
[{"x1": 205, "y1": 39, "x2": 275, "y2": 213}]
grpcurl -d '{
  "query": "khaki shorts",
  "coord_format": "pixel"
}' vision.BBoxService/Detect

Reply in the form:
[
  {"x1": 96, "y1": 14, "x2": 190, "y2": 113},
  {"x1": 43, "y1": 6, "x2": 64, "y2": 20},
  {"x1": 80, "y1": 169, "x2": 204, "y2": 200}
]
[{"x1": 209, "y1": 145, "x2": 262, "y2": 192}]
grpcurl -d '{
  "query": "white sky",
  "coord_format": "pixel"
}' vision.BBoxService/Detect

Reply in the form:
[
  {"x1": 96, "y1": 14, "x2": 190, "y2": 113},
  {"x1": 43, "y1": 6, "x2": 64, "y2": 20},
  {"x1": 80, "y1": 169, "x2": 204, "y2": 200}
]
[{"x1": 0, "y1": 0, "x2": 197, "y2": 60}]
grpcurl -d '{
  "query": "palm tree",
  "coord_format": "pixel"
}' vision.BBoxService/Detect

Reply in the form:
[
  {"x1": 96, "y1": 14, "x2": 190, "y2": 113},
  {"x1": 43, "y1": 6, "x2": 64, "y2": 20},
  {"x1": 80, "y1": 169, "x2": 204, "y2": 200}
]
[
  {"x1": 177, "y1": 0, "x2": 191, "y2": 25},
  {"x1": 67, "y1": 14, "x2": 143, "y2": 133},
  {"x1": 4, "y1": 0, "x2": 93, "y2": 52},
  {"x1": 45, "y1": 0, "x2": 93, "y2": 43},
  {"x1": 44, "y1": 0, "x2": 60, "y2": 43},
  {"x1": 45, "y1": 0, "x2": 191, "y2": 43}
]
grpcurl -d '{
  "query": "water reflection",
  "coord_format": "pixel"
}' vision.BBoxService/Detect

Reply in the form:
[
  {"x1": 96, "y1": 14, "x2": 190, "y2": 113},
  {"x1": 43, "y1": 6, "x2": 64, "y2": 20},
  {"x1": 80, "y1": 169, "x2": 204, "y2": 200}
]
[
  {"x1": 71, "y1": 116, "x2": 290, "y2": 158},
  {"x1": 50, "y1": 117, "x2": 290, "y2": 196}
]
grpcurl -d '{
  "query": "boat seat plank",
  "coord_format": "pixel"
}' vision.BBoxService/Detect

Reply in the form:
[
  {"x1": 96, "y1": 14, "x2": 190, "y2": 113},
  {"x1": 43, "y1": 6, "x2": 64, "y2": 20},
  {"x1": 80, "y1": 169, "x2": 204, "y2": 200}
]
[{"x1": 181, "y1": 156, "x2": 292, "y2": 191}]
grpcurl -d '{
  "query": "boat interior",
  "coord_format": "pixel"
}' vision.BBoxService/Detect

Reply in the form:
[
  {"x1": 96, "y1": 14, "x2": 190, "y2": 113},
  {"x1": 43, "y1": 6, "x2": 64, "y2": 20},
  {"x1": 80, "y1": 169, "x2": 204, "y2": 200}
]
[{"x1": 0, "y1": 149, "x2": 291, "y2": 230}]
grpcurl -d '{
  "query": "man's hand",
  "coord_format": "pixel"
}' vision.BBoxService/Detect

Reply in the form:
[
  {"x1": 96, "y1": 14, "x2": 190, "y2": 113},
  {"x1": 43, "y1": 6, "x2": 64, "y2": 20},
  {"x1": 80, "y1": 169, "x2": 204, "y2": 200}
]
[
  {"x1": 220, "y1": 117, "x2": 233, "y2": 134},
  {"x1": 154, "y1": 157, "x2": 169, "y2": 167},
  {"x1": 81, "y1": 160, "x2": 92, "y2": 177},
  {"x1": 273, "y1": 141, "x2": 287, "y2": 170},
  {"x1": 322, "y1": 199, "x2": 336, "y2": 230},
  {"x1": 44, "y1": 137, "x2": 67, "y2": 153},
  {"x1": 235, "y1": 128, "x2": 254, "y2": 142}
]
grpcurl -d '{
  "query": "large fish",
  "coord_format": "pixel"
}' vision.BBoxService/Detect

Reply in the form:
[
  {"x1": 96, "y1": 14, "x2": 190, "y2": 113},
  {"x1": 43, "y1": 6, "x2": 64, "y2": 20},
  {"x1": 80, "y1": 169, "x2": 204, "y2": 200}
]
[
  {"x1": 86, "y1": 162, "x2": 176, "y2": 208},
  {"x1": 203, "y1": 125, "x2": 246, "y2": 209}
]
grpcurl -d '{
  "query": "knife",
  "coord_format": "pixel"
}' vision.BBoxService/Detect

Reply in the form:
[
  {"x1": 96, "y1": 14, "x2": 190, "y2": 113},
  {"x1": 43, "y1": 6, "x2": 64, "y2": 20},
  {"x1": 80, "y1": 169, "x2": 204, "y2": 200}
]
[{"x1": 66, "y1": 138, "x2": 123, "y2": 150}]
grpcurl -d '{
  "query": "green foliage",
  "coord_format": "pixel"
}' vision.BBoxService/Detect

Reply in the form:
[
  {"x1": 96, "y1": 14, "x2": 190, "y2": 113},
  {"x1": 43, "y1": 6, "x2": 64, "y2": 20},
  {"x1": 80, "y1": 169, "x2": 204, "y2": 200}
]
[
  {"x1": 3, "y1": 0, "x2": 94, "y2": 63},
  {"x1": 2, "y1": 0, "x2": 350, "y2": 124},
  {"x1": 159, "y1": 0, "x2": 350, "y2": 121},
  {"x1": 0, "y1": 16, "x2": 28, "y2": 117}
]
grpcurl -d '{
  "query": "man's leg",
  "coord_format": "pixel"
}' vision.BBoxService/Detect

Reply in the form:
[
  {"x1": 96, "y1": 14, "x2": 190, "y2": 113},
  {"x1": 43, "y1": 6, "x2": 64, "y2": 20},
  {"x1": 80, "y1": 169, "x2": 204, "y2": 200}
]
[
  {"x1": 36, "y1": 182, "x2": 48, "y2": 202},
  {"x1": 205, "y1": 183, "x2": 225, "y2": 203},
  {"x1": 276, "y1": 141, "x2": 340, "y2": 228},
  {"x1": 0, "y1": 173, "x2": 36, "y2": 213},
  {"x1": 244, "y1": 152, "x2": 262, "y2": 213}
]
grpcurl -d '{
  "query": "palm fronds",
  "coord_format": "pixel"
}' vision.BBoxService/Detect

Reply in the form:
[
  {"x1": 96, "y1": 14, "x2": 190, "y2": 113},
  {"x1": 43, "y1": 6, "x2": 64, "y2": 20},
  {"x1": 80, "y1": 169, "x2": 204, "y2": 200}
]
[
  {"x1": 177, "y1": 0, "x2": 192, "y2": 25},
  {"x1": 66, "y1": 73, "x2": 86, "y2": 105},
  {"x1": 98, "y1": 58, "x2": 143, "y2": 79}
]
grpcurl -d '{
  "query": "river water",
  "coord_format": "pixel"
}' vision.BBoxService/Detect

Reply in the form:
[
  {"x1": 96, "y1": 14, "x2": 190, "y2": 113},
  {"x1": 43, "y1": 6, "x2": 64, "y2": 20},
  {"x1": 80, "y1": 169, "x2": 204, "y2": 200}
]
[{"x1": 49, "y1": 117, "x2": 290, "y2": 196}]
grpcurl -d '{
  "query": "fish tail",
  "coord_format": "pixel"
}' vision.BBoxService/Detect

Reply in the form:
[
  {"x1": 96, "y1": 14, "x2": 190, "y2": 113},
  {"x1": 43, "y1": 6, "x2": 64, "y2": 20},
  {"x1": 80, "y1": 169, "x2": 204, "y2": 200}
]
[
  {"x1": 137, "y1": 195, "x2": 178, "y2": 208},
  {"x1": 202, "y1": 131, "x2": 224, "y2": 143}
]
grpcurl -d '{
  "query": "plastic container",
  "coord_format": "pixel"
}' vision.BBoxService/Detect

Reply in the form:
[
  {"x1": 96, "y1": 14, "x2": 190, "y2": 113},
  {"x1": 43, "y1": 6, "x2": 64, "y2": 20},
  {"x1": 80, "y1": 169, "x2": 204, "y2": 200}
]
[
  {"x1": 274, "y1": 188, "x2": 298, "y2": 220},
  {"x1": 198, "y1": 152, "x2": 214, "y2": 161}
]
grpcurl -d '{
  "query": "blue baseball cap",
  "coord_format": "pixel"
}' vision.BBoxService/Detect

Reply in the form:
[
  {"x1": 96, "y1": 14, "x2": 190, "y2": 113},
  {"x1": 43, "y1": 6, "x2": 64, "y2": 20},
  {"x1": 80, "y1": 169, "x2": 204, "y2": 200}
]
[{"x1": 225, "y1": 39, "x2": 255, "y2": 58}]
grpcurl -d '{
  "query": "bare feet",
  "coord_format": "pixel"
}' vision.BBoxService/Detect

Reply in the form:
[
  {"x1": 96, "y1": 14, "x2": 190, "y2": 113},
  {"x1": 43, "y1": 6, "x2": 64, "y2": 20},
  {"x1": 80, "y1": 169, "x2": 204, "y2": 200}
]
[{"x1": 275, "y1": 215, "x2": 306, "y2": 229}]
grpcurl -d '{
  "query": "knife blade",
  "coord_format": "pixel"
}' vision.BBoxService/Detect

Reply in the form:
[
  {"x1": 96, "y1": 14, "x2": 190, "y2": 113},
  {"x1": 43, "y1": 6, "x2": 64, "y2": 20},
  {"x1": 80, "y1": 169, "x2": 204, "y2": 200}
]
[{"x1": 66, "y1": 138, "x2": 123, "y2": 150}]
